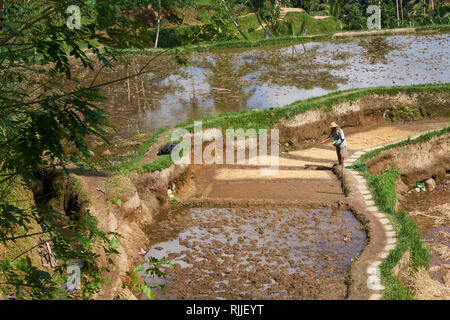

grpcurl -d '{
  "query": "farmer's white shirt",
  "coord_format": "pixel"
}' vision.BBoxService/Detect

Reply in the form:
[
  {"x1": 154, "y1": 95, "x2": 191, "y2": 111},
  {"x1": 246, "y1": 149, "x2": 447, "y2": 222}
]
[{"x1": 328, "y1": 129, "x2": 347, "y2": 148}]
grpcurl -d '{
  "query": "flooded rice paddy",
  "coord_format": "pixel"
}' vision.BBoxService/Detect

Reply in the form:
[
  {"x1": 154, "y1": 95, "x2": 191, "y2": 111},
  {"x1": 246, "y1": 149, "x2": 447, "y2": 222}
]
[
  {"x1": 141, "y1": 207, "x2": 367, "y2": 300},
  {"x1": 83, "y1": 34, "x2": 450, "y2": 136}
]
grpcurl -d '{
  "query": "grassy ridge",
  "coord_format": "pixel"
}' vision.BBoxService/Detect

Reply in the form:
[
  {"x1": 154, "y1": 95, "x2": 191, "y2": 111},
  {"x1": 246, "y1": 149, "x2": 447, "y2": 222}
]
[
  {"x1": 178, "y1": 83, "x2": 450, "y2": 133},
  {"x1": 114, "y1": 153, "x2": 174, "y2": 175},
  {"x1": 112, "y1": 33, "x2": 331, "y2": 56},
  {"x1": 113, "y1": 127, "x2": 168, "y2": 173},
  {"x1": 354, "y1": 126, "x2": 450, "y2": 299},
  {"x1": 365, "y1": 169, "x2": 429, "y2": 300},
  {"x1": 111, "y1": 127, "x2": 177, "y2": 175}
]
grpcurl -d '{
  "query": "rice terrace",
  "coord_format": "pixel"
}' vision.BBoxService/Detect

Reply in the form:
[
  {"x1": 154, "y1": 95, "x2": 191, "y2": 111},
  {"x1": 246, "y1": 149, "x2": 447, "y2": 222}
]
[{"x1": 0, "y1": 0, "x2": 449, "y2": 306}]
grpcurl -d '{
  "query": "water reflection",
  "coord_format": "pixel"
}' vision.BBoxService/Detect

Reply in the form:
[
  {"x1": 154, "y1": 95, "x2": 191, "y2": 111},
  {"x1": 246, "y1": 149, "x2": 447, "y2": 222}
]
[
  {"x1": 359, "y1": 37, "x2": 396, "y2": 64},
  {"x1": 141, "y1": 207, "x2": 367, "y2": 300},
  {"x1": 79, "y1": 34, "x2": 450, "y2": 137}
]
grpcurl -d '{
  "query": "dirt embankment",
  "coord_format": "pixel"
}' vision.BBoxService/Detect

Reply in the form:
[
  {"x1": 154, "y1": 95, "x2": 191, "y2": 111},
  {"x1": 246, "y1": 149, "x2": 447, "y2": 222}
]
[
  {"x1": 365, "y1": 133, "x2": 450, "y2": 299},
  {"x1": 367, "y1": 132, "x2": 450, "y2": 189},
  {"x1": 62, "y1": 135, "x2": 192, "y2": 299},
  {"x1": 278, "y1": 91, "x2": 450, "y2": 148}
]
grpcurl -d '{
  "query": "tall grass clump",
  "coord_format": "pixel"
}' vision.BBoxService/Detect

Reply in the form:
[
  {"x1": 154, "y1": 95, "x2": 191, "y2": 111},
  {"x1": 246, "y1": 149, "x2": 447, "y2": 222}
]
[{"x1": 113, "y1": 127, "x2": 168, "y2": 173}]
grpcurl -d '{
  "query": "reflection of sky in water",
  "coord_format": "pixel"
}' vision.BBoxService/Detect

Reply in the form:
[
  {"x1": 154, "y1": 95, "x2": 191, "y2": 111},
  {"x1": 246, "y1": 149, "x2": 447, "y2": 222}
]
[
  {"x1": 244, "y1": 83, "x2": 330, "y2": 109},
  {"x1": 243, "y1": 71, "x2": 262, "y2": 81},
  {"x1": 142, "y1": 66, "x2": 215, "y2": 129},
  {"x1": 323, "y1": 36, "x2": 449, "y2": 89},
  {"x1": 129, "y1": 34, "x2": 449, "y2": 133},
  {"x1": 140, "y1": 208, "x2": 366, "y2": 300}
]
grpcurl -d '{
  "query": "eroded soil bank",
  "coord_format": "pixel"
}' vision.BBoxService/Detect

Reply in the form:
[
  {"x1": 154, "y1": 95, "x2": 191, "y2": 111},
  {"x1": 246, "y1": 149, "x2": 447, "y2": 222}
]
[
  {"x1": 366, "y1": 132, "x2": 450, "y2": 299},
  {"x1": 402, "y1": 177, "x2": 450, "y2": 295},
  {"x1": 142, "y1": 206, "x2": 366, "y2": 300}
]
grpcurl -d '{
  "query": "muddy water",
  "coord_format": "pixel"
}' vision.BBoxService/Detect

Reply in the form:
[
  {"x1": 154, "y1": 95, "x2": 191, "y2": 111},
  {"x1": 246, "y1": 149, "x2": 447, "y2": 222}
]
[
  {"x1": 141, "y1": 207, "x2": 367, "y2": 300},
  {"x1": 82, "y1": 34, "x2": 449, "y2": 138}
]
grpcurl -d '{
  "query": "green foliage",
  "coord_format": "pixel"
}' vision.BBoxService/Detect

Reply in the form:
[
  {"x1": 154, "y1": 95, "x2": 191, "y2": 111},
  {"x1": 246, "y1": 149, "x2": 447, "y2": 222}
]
[
  {"x1": 364, "y1": 167, "x2": 430, "y2": 299},
  {"x1": 386, "y1": 104, "x2": 424, "y2": 122},
  {"x1": 121, "y1": 256, "x2": 174, "y2": 300},
  {"x1": 366, "y1": 168, "x2": 401, "y2": 213},
  {"x1": 110, "y1": 199, "x2": 122, "y2": 208},
  {"x1": 0, "y1": 0, "x2": 175, "y2": 299},
  {"x1": 340, "y1": 0, "x2": 366, "y2": 30},
  {"x1": 291, "y1": 0, "x2": 450, "y2": 30},
  {"x1": 190, "y1": 0, "x2": 241, "y2": 43},
  {"x1": 378, "y1": 210, "x2": 430, "y2": 300},
  {"x1": 113, "y1": 127, "x2": 168, "y2": 172},
  {"x1": 0, "y1": 201, "x2": 121, "y2": 299},
  {"x1": 148, "y1": 25, "x2": 209, "y2": 48},
  {"x1": 114, "y1": 22, "x2": 450, "y2": 53},
  {"x1": 137, "y1": 154, "x2": 174, "y2": 173},
  {"x1": 415, "y1": 182, "x2": 426, "y2": 193},
  {"x1": 259, "y1": 4, "x2": 282, "y2": 36},
  {"x1": 237, "y1": 13, "x2": 264, "y2": 39},
  {"x1": 281, "y1": 12, "x2": 341, "y2": 35}
]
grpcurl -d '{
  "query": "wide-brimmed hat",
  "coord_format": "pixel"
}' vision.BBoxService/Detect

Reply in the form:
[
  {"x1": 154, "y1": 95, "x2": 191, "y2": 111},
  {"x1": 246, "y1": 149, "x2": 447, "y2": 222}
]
[{"x1": 330, "y1": 122, "x2": 338, "y2": 128}]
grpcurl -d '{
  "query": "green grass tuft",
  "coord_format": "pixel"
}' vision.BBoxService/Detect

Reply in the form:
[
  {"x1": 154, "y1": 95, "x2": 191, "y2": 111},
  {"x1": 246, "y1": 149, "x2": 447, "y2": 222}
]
[
  {"x1": 113, "y1": 127, "x2": 168, "y2": 173},
  {"x1": 135, "y1": 154, "x2": 174, "y2": 173}
]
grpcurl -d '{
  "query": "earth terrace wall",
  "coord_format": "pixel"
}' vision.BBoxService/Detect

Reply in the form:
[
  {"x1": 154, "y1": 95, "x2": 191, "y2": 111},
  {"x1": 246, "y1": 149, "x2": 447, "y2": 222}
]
[
  {"x1": 277, "y1": 89, "x2": 450, "y2": 147},
  {"x1": 175, "y1": 84, "x2": 450, "y2": 149}
]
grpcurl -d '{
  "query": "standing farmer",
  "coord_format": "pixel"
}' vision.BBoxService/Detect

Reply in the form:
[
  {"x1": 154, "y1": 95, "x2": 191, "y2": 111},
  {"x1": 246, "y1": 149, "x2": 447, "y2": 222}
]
[{"x1": 320, "y1": 122, "x2": 348, "y2": 166}]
